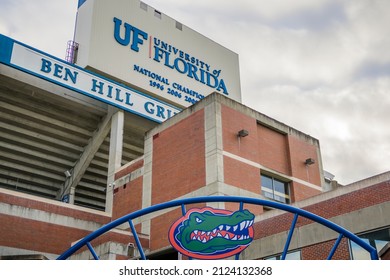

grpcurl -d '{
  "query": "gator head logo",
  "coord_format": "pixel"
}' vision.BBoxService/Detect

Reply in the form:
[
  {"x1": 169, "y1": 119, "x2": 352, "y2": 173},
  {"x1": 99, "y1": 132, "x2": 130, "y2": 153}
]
[{"x1": 168, "y1": 207, "x2": 255, "y2": 259}]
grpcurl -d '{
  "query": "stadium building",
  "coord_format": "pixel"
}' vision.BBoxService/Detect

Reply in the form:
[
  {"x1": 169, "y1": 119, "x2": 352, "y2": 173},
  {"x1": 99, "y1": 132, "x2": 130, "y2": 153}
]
[{"x1": 0, "y1": 0, "x2": 389, "y2": 260}]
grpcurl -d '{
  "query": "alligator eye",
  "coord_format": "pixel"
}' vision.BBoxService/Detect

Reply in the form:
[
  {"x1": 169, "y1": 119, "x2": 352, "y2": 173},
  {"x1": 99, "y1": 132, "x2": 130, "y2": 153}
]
[{"x1": 196, "y1": 217, "x2": 202, "y2": 223}]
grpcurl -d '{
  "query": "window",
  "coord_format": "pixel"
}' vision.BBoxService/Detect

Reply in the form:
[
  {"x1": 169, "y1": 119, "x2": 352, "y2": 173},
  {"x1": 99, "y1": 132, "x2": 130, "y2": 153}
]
[
  {"x1": 261, "y1": 174, "x2": 290, "y2": 204},
  {"x1": 175, "y1": 21, "x2": 183, "y2": 31},
  {"x1": 265, "y1": 250, "x2": 301, "y2": 260},
  {"x1": 349, "y1": 227, "x2": 390, "y2": 259},
  {"x1": 154, "y1": 9, "x2": 162, "y2": 19},
  {"x1": 139, "y1": 2, "x2": 148, "y2": 11}
]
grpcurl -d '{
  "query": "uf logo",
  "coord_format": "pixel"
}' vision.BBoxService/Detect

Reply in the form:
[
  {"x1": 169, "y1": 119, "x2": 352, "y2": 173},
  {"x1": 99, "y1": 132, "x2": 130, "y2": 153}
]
[
  {"x1": 113, "y1": 17, "x2": 148, "y2": 52},
  {"x1": 169, "y1": 207, "x2": 255, "y2": 259}
]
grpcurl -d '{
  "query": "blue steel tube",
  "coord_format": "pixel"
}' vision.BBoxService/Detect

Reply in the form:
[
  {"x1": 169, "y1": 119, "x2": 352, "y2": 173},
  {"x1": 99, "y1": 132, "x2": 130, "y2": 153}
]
[
  {"x1": 327, "y1": 234, "x2": 344, "y2": 260},
  {"x1": 281, "y1": 213, "x2": 299, "y2": 260},
  {"x1": 57, "y1": 196, "x2": 379, "y2": 260},
  {"x1": 128, "y1": 219, "x2": 146, "y2": 260}
]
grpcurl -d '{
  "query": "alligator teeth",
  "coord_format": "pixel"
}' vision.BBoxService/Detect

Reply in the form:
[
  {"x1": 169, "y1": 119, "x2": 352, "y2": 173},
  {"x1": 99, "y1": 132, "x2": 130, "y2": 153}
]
[
  {"x1": 239, "y1": 235, "x2": 244, "y2": 240},
  {"x1": 192, "y1": 236, "x2": 197, "y2": 240},
  {"x1": 217, "y1": 233, "x2": 223, "y2": 237},
  {"x1": 240, "y1": 221, "x2": 246, "y2": 231},
  {"x1": 246, "y1": 220, "x2": 251, "y2": 228},
  {"x1": 197, "y1": 237, "x2": 202, "y2": 242},
  {"x1": 200, "y1": 231, "x2": 206, "y2": 235},
  {"x1": 212, "y1": 229, "x2": 217, "y2": 234},
  {"x1": 226, "y1": 225, "x2": 231, "y2": 231},
  {"x1": 232, "y1": 235, "x2": 237, "y2": 241},
  {"x1": 219, "y1": 225, "x2": 224, "y2": 231},
  {"x1": 194, "y1": 230, "x2": 198, "y2": 234},
  {"x1": 224, "y1": 234, "x2": 230, "y2": 240},
  {"x1": 233, "y1": 225, "x2": 238, "y2": 231},
  {"x1": 206, "y1": 231, "x2": 211, "y2": 236},
  {"x1": 202, "y1": 238, "x2": 207, "y2": 243},
  {"x1": 249, "y1": 220, "x2": 254, "y2": 227},
  {"x1": 209, "y1": 236, "x2": 213, "y2": 240}
]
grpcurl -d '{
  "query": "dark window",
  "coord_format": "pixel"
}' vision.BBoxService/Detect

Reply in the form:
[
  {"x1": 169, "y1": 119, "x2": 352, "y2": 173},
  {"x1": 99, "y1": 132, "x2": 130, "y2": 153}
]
[
  {"x1": 349, "y1": 227, "x2": 390, "y2": 259},
  {"x1": 147, "y1": 249, "x2": 179, "y2": 260},
  {"x1": 265, "y1": 250, "x2": 301, "y2": 260},
  {"x1": 140, "y1": 2, "x2": 148, "y2": 11},
  {"x1": 261, "y1": 174, "x2": 290, "y2": 204},
  {"x1": 175, "y1": 21, "x2": 183, "y2": 31},
  {"x1": 154, "y1": 10, "x2": 162, "y2": 19}
]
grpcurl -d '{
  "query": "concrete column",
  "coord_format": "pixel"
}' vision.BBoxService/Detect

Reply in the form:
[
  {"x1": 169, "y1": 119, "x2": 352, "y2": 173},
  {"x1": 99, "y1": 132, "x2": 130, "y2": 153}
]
[
  {"x1": 106, "y1": 109, "x2": 124, "y2": 214},
  {"x1": 140, "y1": 134, "x2": 153, "y2": 235},
  {"x1": 204, "y1": 100, "x2": 224, "y2": 185},
  {"x1": 69, "y1": 186, "x2": 76, "y2": 205}
]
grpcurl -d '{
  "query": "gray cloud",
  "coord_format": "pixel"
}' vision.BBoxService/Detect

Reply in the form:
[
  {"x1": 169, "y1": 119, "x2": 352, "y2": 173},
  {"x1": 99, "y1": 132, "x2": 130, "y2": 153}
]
[
  {"x1": 354, "y1": 61, "x2": 390, "y2": 80},
  {"x1": 1, "y1": 0, "x2": 389, "y2": 184},
  {"x1": 264, "y1": 1, "x2": 347, "y2": 31}
]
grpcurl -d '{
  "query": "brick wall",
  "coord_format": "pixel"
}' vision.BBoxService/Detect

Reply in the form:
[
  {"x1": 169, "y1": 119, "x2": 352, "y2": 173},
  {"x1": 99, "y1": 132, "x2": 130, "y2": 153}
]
[
  {"x1": 301, "y1": 238, "x2": 350, "y2": 260},
  {"x1": 221, "y1": 105, "x2": 259, "y2": 162},
  {"x1": 0, "y1": 213, "x2": 91, "y2": 254},
  {"x1": 223, "y1": 156, "x2": 260, "y2": 194},
  {"x1": 0, "y1": 192, "x2": 109, "y2": 224},
  {"x1": 151, "y1": 109, "x2": 206, "y2": 205},
  {"x1": 221, "y1": 103, "x2": 322, "y2": 204},
  {"x1": 257, "y1": 124, "x2": 290, "y2": 174},
  {"x1": 0, "y1": 190, "x2": 144, "y2": 258},
  {"x1": 112, "y1": 177, "x2": 143, "y2": 220},
  {"x1": 253, "y1": 180, "x2": 390, "y2": 259},
  {"x1": 255, "y1": 181, "x2": 390, "y2": 239},
  {"x1": 287, "y1": 135, "x2": 321, "y2": 185},
  {"x1": 150, "y1": 208, "x2": 182, "y2": 251},
  {"x1": 115, "y1": 158, "x2": 144, "y2": 180},
  {"x1": 291, "y1": 182, "x2": 322, "y2": 201}
]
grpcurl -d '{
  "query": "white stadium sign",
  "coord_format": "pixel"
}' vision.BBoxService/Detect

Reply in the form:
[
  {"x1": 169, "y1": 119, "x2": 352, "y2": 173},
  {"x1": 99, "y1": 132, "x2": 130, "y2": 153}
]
[{"x1": 74, "y1": 0, "x2": 242, "y2": 108}]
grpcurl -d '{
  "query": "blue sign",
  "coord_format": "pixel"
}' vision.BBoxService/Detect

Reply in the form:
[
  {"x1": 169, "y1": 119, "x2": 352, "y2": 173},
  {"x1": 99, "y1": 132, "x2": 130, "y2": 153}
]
[{"x1": 0, "y1": 34, "x2": 181, "y2": 123}]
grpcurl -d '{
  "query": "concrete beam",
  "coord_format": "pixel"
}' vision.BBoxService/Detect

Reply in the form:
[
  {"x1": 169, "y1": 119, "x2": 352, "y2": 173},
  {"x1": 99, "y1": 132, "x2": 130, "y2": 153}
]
[
  {"x1": 105, "y1": 109, "x2": 124, "y2": 214},
  {"x1": 58, "y1": 110, "x2": 114, "y2": 202},
  {"x1": 0, "y1": 121, "x2": 84, "y2": 154},
  {"x1": 0, "y1": 100, "x2": 93, "y2": 137}
]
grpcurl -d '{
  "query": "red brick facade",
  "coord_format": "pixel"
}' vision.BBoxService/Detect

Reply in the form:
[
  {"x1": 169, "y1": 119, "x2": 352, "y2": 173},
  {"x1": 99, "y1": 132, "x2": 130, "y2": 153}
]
[
  {"x1": 151, "y1": 109, "x2": 206, "y2": 205},
  {"x1": 1, "y1": 94, "x2": 389, "y2": 260},
  {"x1": 0, "y1": 189, "x2": 147, "y2": 259},
  {"x1": 253, "y1": 180, "x2": 390, "y2": 259},
  {"x1": 111, "y1": 94, "x2": 330, "y2": 258}
]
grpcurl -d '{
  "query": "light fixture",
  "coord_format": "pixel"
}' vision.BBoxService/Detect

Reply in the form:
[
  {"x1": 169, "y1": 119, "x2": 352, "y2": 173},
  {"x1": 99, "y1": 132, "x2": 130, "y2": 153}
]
[
  {"x1": 237, "y1": 129, "x2": 249, "y2": 138},
  {"x1": 64, "y1": 170, "x2": 72, "y2": 178},
  {"x1": 127, "y1": 243, "x2": 135, "y2": 258},
  {"x1": 305, "y1": 158, "x2": 315, "y2": 165}
]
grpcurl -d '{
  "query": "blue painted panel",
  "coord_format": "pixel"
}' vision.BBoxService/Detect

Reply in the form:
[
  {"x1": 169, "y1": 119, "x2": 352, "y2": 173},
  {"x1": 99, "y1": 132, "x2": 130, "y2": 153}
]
[
  {"x1": 78, "y1": 0, "x2": 87, "y2": 8},
  {"x1": 0, "y1": 34, "x2": 13, "y2": 64}
]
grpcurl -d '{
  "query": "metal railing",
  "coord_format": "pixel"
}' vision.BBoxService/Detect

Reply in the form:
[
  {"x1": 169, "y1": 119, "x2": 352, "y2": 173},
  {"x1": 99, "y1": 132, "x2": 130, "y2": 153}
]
[
  {"x1": 57, "y1": 196, "x2": 379, "y2": 260},
  {"x1": 65, "y1": 40, "x2": 79, "y2": 64}
]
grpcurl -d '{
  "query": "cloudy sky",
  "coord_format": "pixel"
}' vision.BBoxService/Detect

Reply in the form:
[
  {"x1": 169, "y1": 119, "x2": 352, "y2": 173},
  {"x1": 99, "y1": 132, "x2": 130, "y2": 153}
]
[{"x1": 1, "y1": 0, "x2": 389, "y2": 185}]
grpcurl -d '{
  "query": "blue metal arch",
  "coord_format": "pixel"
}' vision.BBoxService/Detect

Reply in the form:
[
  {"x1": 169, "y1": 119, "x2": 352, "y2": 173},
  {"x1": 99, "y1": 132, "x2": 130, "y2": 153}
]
[{"x1": 57, "y1": 196, "x2": 379, "y2": 260}]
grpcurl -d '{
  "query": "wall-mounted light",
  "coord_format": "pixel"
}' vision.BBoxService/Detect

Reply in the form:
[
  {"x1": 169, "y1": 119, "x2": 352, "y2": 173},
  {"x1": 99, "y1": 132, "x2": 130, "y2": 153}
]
[
  {"x1": 237, "y1": 129, "x2": 249, "y2": 138},
  {"x1": 305, "y1": 158, "x2": 315, "y2": 165},
  {"x1": 127, "y1": 243, "x2": 135, "y2": 258},
  {"x1": 64, "y1": 170, "x2": 72, "y2": 178}
]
